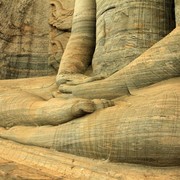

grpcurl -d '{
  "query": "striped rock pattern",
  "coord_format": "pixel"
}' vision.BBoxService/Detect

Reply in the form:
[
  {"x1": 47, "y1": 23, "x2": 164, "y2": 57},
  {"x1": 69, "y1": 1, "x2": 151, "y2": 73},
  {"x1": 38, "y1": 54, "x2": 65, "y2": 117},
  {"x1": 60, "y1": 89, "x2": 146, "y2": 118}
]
[
  {"x1": 175, "y1": 0, "x2": 180, "y2": 26},
  {"x1": 0, "y1": 0, "x2": 179, "y2": 171},
  {"x1": 0, "y1": 0, "x2": 52, "y2": 79},
  {"x1": 68, "y1": 27, "x2": 180, "y2": 99},
  {"x1": 0, "y1": 138, "x2": 179, "y2": 179},
  {"x1": 49, "y1": 0, "x2": 75, "y2": 71},
  {"x1": 57, "y1": 0, "x2": 96, "y2": 75},
  {"x1": 92, "y1": 0, "x2": 175, "y2": 77},
  {"x1": 0, "y1": 0, "x2": 75, "y2": 79},
  {"x1": 56, "y1": 0, "x2": 176, "y2": 85},
  {"x1": 1, "y1": 79, "x2": 179, "y2": 166}
]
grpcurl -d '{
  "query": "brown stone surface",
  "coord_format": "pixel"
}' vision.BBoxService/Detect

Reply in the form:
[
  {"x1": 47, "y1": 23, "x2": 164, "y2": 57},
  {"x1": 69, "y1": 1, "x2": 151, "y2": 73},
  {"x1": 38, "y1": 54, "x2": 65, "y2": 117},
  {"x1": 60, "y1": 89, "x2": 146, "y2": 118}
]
[
  {"x1": 92, "y1": 0, "x2": 175, "y2": 77},
  {"x1": 49, "y1": 0, "x2": 75, "y2": 72},
  {"x1": 0, "y1": 0, "x2": 75, "y2": 79},
  {"x1": 0, "y1": 139, "x2": 180, "y2": 180},
  {"x1": 175, "y1": 0, "x2": 180, "y2": 25},
  {"x1": 0, "y1": 0, "x2": 180, "y2": 179},
  {"x1": 0, "y1": 157, "x2": 63, "y2": 179}
]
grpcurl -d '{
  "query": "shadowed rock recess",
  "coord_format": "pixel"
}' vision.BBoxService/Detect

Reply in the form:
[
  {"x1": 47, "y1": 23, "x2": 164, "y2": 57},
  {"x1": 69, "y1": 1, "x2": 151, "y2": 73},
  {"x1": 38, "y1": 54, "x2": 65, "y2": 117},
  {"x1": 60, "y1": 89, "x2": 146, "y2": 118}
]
[{"x1": 0, "y1": 0, "x2": 180, "y2": 179}]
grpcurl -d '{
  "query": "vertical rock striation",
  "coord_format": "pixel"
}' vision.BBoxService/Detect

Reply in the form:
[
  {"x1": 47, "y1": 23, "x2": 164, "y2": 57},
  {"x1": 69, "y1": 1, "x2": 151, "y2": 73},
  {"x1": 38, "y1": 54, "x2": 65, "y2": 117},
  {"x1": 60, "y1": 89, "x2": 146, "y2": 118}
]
[
  {"x1": 92, "y1": 0, "x2": 176, "y2": 77},
  {"x1": 0, "y1": 0, "x2": 75, "y2": 79}
]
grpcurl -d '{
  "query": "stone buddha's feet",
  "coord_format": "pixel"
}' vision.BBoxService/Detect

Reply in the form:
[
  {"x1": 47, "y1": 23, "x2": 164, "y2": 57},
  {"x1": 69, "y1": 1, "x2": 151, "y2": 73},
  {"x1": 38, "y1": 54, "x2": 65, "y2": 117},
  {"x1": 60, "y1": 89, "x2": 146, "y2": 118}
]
[
  {"x1": 71, "y1": 98, "x2": 114, "y2": 118},
  {"x1": 56, "y1": 73, "x2": 104, "y2": 86},
  {"x1": 0, "y1": 98, "x2": 114, "y2": 128}
]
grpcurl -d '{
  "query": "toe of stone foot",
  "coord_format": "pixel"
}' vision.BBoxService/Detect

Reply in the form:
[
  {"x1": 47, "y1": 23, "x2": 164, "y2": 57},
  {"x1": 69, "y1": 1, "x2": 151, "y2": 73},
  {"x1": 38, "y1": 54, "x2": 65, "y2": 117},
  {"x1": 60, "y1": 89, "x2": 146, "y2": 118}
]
[
  {"x1": 92, "y1": 99, "x2": 115, "y2": 110},
  {"x1": 71, "y1": 99, "x2": 96, "y2": 117},
  {"x1": 71, "y1": 99, "x2": 115, "y2": 118}
]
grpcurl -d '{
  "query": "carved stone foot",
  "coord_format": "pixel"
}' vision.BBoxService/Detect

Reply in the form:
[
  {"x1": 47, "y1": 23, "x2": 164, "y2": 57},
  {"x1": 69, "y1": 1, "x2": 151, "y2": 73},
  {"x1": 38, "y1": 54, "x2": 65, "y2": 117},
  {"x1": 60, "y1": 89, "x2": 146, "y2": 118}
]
[
  {"x1": 71, "y1": 98, "x2": 114, "y2": 118},
  {"x1": 30, "y1": 98, "x2": 114, "y2": 126}
]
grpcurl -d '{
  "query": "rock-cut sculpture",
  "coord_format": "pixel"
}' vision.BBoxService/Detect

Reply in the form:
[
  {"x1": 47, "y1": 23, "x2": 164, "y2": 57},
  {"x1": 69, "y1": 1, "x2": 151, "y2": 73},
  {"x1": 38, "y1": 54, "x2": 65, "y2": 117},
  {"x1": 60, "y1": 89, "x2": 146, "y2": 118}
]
[{"x1": 0, "y1": 0, "x2": 180, "y2": 169}]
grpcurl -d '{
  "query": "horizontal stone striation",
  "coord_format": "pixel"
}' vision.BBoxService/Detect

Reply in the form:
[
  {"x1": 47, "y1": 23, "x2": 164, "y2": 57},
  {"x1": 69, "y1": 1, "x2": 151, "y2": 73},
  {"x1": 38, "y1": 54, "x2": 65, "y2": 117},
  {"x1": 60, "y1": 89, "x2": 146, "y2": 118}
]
[
  {"x1": 58, "y1": 0, "x2": 96, "y2": 74},
  {"x1": 0, "y1": 0, "x2": 179, "y2": 170},
  {"x1": 49, "y1": 0, "x2": 74, "y2": 72},
  {"x1": 0, "y1": 0, "x2": 75, "y2": 79},
  {"x1": 0, "y1": 0, "x2": 54, "y2": 79},
  {"x1": 121, "y1": 27, "x2": 180, "y2": 91},
  {"x1": 0, "y1": 78, "x2": 179, "y2": 166},
  {"x1": 69, "y1": 27, "x2": 180, "y2": 100},
  {"x1": 1, "y1": 54, "x2": 52, "y2": 79},
  {"x1": 53, "y1": 80, "x2": 180, "y2": 166},
  {"x1": 92, "y1": 0, "x2": 175, "y2": 77},
  {"x1": 1, "y1": 139, "x2": 179, "y2": 179}
]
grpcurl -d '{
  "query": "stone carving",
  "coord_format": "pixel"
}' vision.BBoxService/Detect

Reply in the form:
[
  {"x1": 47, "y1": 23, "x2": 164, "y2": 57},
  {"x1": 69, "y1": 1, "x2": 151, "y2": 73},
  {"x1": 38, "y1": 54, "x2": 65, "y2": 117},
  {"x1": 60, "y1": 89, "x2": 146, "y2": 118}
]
[
  {"x1": 92, "y1": 0, "x2": 175, "y2": 77},
  {"x1": 0, "y1": 0, "x2": 74, "y2": 79},
  {"x1": 49, "y1": 0, "x2": 74, "y2": 30},
  {"x1": 0, "y1": 0, "x2": 180, "y2": 178},
  {"x1": 48, "y1": 0, "x2": 75, "y2": 71},
  {"x1": 0, "y1": 0, "x2": 54, "y2": 79}
]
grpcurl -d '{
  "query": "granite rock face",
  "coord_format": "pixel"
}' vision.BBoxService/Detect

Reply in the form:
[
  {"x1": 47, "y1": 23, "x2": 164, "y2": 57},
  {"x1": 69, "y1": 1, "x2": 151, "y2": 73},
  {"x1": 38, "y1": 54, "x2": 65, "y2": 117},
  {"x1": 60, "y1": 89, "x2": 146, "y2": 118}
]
[
  {"x1": 49, "y1": 0, "x2": 75, "y2": 72},
  {"x1": 0, "y1": 0, "x2": 180, "y2": 179},
  {"x1": 0, "y1": 0, "x2": 75, "y2": 79},
  {"x1": 92, "y1": 0, "x2": 176, "y2": 77}
]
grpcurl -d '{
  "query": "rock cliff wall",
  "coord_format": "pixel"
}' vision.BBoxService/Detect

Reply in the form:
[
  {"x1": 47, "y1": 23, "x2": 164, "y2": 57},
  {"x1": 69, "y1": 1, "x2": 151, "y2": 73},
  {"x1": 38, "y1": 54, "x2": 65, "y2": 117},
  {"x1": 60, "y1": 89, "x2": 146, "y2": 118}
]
[{"x1": 0, "y1": 0, "x2": 75, "y2": 79}]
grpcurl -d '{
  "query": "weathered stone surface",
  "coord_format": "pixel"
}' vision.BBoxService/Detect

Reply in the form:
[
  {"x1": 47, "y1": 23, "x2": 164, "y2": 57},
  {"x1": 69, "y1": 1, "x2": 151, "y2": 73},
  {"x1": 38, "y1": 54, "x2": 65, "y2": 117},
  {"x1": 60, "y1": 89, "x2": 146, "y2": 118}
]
[
  {"x1": 92, "y1": 0, "x2": 175, "y2": 77},
  {"x1": 0, "y1": 0, "x2": 180, "y2": 179},
  {"x1": 175, "y1": 0, "x2": 180, "y2": 25},
  {"x1": 0, "y1": 77, "x2": 179, "y2": 166},
  {"x1": 0, "y1": 157, "x2": 61, "y2": 179},
  {"x1": 0, "y1": 0, "x2": 75, "y2": 79},
  {"x1": 49, "y1": 0, "x2": 75, "y2": 72},
  {"x1": 0, "y1": 139, "x2": 179, "y2": 180},
  {"x1": 57, "y1": 0, "x2": 96, "y2": 76},
  {"x1": 0, "y1": 0, "x2": 51, "y2": 79}
]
